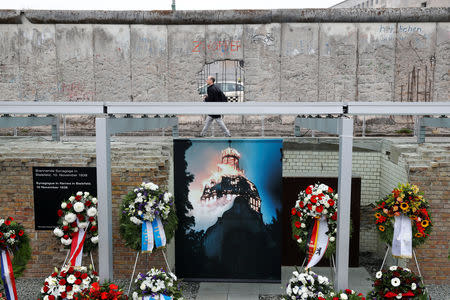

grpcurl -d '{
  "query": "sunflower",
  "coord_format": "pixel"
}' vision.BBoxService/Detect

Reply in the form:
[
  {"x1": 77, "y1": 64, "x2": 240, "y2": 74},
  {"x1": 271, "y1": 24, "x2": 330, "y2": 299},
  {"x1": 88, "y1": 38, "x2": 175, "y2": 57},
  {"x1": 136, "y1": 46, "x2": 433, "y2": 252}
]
[
  {"x1": 400, "y1": 202, "x2": 409, "y2": 211},
  {"x1": 415, "y1": 232, "x2": 423, "y2": 238},
  {"x1": 421, "y1": 220, "x2": 429, "y2": 227},
  {"x1": 375, "y1": 213, "x2": 381, "y2": 218},
  {"x1": 378, "y1": 225, "x2": 385, "y2": 232}
]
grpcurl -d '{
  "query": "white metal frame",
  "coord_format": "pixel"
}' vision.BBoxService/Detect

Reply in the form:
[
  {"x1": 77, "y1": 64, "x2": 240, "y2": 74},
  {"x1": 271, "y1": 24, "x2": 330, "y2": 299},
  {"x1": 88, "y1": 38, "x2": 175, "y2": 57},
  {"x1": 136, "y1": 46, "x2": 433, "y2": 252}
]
[{"x1": 1, "y1": 101, "x2": 449, "y2": 290}]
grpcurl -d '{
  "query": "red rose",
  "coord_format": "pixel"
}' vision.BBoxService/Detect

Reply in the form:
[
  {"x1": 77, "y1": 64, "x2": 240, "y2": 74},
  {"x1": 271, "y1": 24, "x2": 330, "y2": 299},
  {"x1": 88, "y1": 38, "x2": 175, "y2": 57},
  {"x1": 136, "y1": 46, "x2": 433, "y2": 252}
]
[
  {"x1": 305, "y1": 186, "x2": 312, "y2": 194},
  {"x1": 331, "y1": 212, "x2": 337, "y2": 221},
  {"x1": 77, "y1": 214, "x2": 85, "y2": 221},
  {"x1": 5, "y1": 220, "x2": 11, "y2": 226},
  {"x1": 328, "y1": 187, "x2": 333, "y2": 193},
  {"x1": 93, "y1": 271, "x2": 99, "y2": 276},
  {"x1": 10, "y1": 234, "x2": 16, "y2": 239},
  {"x1": 294, "y1": 234, "x2": 300, "y2": 240},
  {"x1": 345, "y1": 289, "x2": 352, "y2": 294},
  {"x1": 333, "y1": 297, "x2": 339, "y2": 300},
  {"x1": 393, "y1": 271, "x2": 400, "y2": 277},
  {"x1": 8, "y1": 217, "x2": 13, "y2": 221},
  {"x1": 61, "y1": 292, "x2": 67, "y2": 298},
  {"x1": 75, "y1": 278, "x2": 82, "y2": 285},
  {"x1": 63, "y1": 235, "x2": 69, "y2": 239},
  {"x1": 85, "y1": 200, "x2": 92, "y2": 207},
  {"x1": 66, "y1": 285, "x2": 73, "y2": 292},
  {"x1": 318, "y1": 193, "x2": 324, "y2": 199},
  {"x1": 384, "y1": 292, "x2": 397, "y2": 298},
  {"x1": 299, "y1": 201, "x2": 305, "y2": 208},
  {"x1": 318, "y1": 297, "x2": 326, "y2": 300},
  {"x1": 57, "y1": 210, "x2": 64, "y2": 217},
  {"x1": 49, "y1": 296, "x2": 55, "y2": 300},
  {"x1": 328, "y1": 199, "x2": 335, "y2": 207},
  {"x1": 68, "y1": 266, "x2": 74, "y2": 274},
  {"x1": 81, "y1": 273, "x2": 88, "y2": 279},
  {"x1": 101, "y1": 292, "x2": 109, "y2": 299},
  {"x1": 89, "y1": 217, "x2": 95, "y2": 222},
  {"x1": 43, "y1": 286, "x2": 49, "y2": 293},
  {"x1": 307, "y1": 203, "x2": 312, "y2": 210},
  {"x1": 51, "y1": 272, "x2": 58, "y2": 277},
  {"x1": 90, "y1": 226, "x2": 97, "y2": 232},
  {"x1": 310, "y1": 196, "x2": 317, "y2": 204},
  {"x1": 403, "y1": 291, "x2": 415, "y2": 297},
  {"x1": 71, "y1": 222, "x2": 78, "y2": 228},
  {"x1": 63, "y1": 226, "x2": 69, "y2": 231},
  {"x1": 59, "y1": 278, "x2": 66, "y2": 285},
  {"x1": 297, "y1": 211, "x2": 302, "y2": 217},
  {"x1": 316, "y1": 206, "x2": 324, "y2": 213},
  {"x1": 74, "y1": 271, "x2": 81, "y2": 278},
  {"x1": 18, "y1": 230, "x2": 24, "y2": 236},
  {"x1": 66, "y1": 203, "x2": 73, "y2": 209},
  {"x1": 0, "y1": 232, "x2": 3, "y2": 238},
  {"x1": 291, "y1": 208, "x2": 297, "y2": 216},
  {"x1": 295, "y1": 221, "x2": 301, "y2": 229},
  {"x1": 358, "y1": 293, "x2": 363, "y2": 296},
  {"x1": 75, "y1": 195, "x2": 82, "y2": 201}
]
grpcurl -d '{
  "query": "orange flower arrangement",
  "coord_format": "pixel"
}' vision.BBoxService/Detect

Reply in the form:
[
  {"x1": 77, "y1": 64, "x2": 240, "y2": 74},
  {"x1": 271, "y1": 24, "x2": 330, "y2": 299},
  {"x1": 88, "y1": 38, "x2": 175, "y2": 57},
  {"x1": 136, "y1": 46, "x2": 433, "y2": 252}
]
[{"x1": 373, "y1": 183, "x2": 433, "y2": 248}]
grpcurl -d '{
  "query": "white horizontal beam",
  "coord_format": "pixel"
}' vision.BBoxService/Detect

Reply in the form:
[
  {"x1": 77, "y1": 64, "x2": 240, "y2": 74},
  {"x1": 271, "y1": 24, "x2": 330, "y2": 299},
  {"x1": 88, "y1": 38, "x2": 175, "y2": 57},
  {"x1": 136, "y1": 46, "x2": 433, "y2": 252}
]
[
  {"x1": 0, "y1": 101, "x2": 105, "y2": 114},
  {"x1": 105, "y1": 102, "x2": 344, "y2": 115},
  {"x1": 346, "y1": 102, "x2": 450, "y2": 115}
]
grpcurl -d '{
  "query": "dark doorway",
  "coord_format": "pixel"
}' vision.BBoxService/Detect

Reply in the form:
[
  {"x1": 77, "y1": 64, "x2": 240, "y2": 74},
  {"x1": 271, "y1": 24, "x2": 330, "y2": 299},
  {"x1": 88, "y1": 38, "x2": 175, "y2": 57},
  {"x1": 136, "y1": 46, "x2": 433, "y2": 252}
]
[{"x1": 282, "y1": 177, "x2": 361, "y2": 267}]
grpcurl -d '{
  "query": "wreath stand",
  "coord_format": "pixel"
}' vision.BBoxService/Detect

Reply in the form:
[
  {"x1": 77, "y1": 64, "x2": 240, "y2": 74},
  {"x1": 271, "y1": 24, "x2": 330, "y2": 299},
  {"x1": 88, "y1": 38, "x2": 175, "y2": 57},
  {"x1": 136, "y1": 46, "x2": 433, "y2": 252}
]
[
  {"x1": 379, "y1": 244, "x2": 430, "y2": 296},
  {"x1": 299, "y1": 254, "x2": 337, "y2": 284},
  {"x1": 127, "y1": 248, "x2": 172, "y2": 296},
  {"x1": 61, "y1": 250, "x2": 97, "y2": 271}
]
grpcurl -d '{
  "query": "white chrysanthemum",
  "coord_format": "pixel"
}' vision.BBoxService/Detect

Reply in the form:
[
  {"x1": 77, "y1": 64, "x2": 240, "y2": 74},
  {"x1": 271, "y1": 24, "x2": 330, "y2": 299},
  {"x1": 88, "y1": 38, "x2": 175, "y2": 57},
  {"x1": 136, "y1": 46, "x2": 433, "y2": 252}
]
[
  {"x1": 91, "y1": 236, "x2": 99, "y2": 244},
  {"x1": 404, "y1": 267, "x2": 410, "y2": 272},
  {"x1": 84, "y1": 192, "x2": 90, "y2": 197},
  {"x1": 149, "y1": 182, "x2": 158, "y2": 191},
  {"x1": 164, "y1": 192, "x2": 172, "y2": 202},
  {"x1": 340, "y1": 293, "x2": 348, "y2": 299},
  {"x1": 73, "y1": 227, "x2": 79, "y2": 232},
  {"x1": 87, "y1": 207, "x2": 97, "y2": 217},
  {"x1": 411, "y1": 283, "x2": 417, "y2": 290},
  {"x1": 72, "y1": 285, "x2": 81, "y2": 293},
  {"x1": 391, "y1": 277, "x2": 401, "y2": 287},
  {"x1": 297, "y1": 238, "x2": 302, "y2": 243},
  {"x1": 286, "y1": 285, "x2": 292, "y2": 295},
  {"x1": 396, "y1": 294, "x2": 402, "y2": 299},
  {"x1": 74, "y1": 202, "x2": 85, "y2": 213},
  {"x1": 67, "y1": 274, "x2": 77, "y2": 284},
  {"x1": 76, "y1": 191, "x2": 83, "y2": 196},
  {"x1": 61, "y1": 237, "x2": 72, "y2": 245},
  {"x1": 63, "y1": 221, "x2": 68, "y2": 226},
  {"x1": 53, "y1": 228, "x2": 64, "y2": 237},
  {"x1": 376, "y1": 271, "x2": 383, "y2": 279},
  {"x1": 66, "y1": 291, "x2": 74, "y2": 299},
  {"x1": 59, "y1": 285, "x2": 66, "y2": 292},
  {"x1": 69, "y1": 196, "x2": 75, "y2": 202},
  {"x1": 390, "y1": 266, "x2": 398, "y2": 271},
  {"x1": 92, "y1": 197, "x2": 98, "y2": 204},
  {"x1": 329, "y1": 236, "x2": 335, "y2": 242},
  {"x1": 43, "y1": 295, "x2": 49, "y2": 300},
  {"x1": 64, "y1": 213, "x2": 76, "y2": 223},
  {"x1": 133, "y1": 292, "x2": 139, "y2": 300},
  {"x1": 140, "y1": 282, "x2": 146, "y2": 290},
  {"x1": 61, "y1": 202, "x2": 67, "y2": 209},
  {"x1": 78, "y1": 222, "x2": 89, "y2": 229},
  {"x1": 292, "y1": 285, "x2": 299, "y2": 294}
]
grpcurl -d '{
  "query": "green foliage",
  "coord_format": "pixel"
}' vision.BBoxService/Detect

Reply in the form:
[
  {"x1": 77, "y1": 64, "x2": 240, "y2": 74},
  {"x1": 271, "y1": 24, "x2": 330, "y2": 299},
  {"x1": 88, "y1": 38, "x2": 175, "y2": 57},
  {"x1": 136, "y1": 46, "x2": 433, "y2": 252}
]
[{"x1": 395, "y1": 128, "x2": 413, "y2": 134}]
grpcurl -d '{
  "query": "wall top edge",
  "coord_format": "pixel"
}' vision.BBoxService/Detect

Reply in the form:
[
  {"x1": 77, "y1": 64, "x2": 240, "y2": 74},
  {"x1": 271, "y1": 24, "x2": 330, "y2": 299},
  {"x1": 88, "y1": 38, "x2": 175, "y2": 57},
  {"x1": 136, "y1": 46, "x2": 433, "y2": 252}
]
[{"x1": 0, "y1": 8, "x2": 448, "y2": 24}]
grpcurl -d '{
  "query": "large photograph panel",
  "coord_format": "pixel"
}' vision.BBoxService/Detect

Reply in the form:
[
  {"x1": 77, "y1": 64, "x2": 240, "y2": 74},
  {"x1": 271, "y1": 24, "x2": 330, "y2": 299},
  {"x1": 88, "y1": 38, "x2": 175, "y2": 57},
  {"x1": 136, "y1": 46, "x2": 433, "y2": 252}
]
[{"x1": 174, "y1": 139, "x2": 282, "y2": 281}]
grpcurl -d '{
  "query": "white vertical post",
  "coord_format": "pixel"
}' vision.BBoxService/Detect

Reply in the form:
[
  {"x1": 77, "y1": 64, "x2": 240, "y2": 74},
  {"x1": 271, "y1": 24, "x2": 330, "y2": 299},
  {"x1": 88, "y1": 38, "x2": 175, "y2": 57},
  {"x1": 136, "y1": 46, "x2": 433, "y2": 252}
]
[
  {"x1": 335, "y1": 117, "x2": 353, "y2": 290},
  {"x1": 96, "y1": 117, "x2": 113, "y2": 281}
]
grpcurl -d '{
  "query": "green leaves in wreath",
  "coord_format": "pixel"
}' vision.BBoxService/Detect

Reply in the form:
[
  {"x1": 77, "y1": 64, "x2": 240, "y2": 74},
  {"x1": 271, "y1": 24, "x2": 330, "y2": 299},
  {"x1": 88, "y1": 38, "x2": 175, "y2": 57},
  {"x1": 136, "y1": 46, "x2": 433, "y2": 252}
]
[{"x1": 119, "y1": 182, "x2": 178, "y2": 251}]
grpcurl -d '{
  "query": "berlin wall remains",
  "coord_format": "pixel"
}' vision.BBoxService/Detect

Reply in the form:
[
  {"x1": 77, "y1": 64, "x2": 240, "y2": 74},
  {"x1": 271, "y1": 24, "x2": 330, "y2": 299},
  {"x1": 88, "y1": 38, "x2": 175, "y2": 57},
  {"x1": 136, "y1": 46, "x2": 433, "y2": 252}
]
[{"x1": 0, "y1": 8, "x2": 448, "y2": 104}]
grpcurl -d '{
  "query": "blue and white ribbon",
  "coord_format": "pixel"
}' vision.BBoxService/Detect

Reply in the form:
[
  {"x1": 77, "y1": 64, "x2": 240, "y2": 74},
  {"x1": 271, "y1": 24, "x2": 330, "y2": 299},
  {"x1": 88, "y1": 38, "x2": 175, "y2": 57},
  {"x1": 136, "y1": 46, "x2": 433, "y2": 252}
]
[
  {"x1": 143, "y1": 295, "x2": 173, "y2": 300},
  {"x1": 141, "y1": 216, "x2": 167, "y2": 252},
  {"x1": 1, "y1": 250, "x2": 18, "y2": 300}
]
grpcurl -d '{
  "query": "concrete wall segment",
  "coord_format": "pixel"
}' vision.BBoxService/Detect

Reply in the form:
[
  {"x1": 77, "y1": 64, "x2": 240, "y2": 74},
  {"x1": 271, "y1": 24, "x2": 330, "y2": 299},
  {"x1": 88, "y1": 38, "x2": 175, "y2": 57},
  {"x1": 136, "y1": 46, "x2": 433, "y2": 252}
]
[
  {"x1": 93, "y1": 25, "x2": 131, "y2": 101},
  {"x1": 55, "y1": 24, "x2": 95, "y2": 102},
  {"x1": 434, "y1": 23, "x2": 450, "y2": 102},
  {"x1": 19, "y1": 24, "x2": 57, "y2": 101},
  {"x1": 0, "y1": 25, "x2": 20, "y2": 101},
  {"x1": 280, "y1": 23, "x2": 319, "y2": 102},
  {"x1": 131, "y1": 25, "x2": 168, "y2": 101}
]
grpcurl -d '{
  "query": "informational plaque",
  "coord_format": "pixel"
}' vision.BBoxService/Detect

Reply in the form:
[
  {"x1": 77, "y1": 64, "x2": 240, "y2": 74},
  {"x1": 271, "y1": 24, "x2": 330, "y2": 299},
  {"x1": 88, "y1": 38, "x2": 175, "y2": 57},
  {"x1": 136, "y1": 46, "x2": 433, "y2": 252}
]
[{"x1": 33, "y1": 167, "x2": 97, "y2": 230}]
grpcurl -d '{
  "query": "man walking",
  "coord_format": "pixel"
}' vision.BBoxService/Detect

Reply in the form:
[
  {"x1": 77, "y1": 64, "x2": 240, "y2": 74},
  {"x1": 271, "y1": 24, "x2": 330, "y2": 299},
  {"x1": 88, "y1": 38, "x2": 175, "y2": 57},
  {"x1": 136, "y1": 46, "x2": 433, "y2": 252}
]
[{"x1": 200, "y1": 76, "x2": 231, "y2": 137}]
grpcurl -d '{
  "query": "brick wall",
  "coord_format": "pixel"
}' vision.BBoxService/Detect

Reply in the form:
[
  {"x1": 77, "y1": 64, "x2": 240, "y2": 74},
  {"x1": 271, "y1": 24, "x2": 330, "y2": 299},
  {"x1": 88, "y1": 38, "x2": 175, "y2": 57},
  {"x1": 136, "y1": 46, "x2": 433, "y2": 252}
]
[
  {"x1": 0, "y1": 139, "x2": 172, "y2": 279},
  {"x1": 407, "y1": 162, "x2": 450, "y2": 285}
]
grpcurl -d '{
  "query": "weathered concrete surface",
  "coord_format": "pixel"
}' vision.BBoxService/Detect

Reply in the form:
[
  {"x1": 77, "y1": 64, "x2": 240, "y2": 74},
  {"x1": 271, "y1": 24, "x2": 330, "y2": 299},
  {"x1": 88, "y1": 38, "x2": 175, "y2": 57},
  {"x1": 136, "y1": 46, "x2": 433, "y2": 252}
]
[
  {"x1": 357, "y1": 23, "x2": 396, "y2": 101},
  {"x1": 395, "y1": 23, "x2": 436, "y2": 102},
  {"x1": 281, "y1": 23, "x2": 319, "y2": 101},
  {"x1": 167, "y1": 25, "x2": 205, "y2": 102},
  {"x1": 55, "y1": 25, "x2": 95, "y2": 101},
  {"x1": 244, "y1": 23, "x2": 281, "y2": 102},
  {"x1": 9, "y1": 8, "x2": 450, "y2": 25},
  {"x1": 0, "y1": 10, "x2": 20, "y2": 23},
  {"x1": 19, "y1": 24, "x2": 57, "y2": 101},
  {"x1": 0, "y1": 25, "x2": 20, "y2": 101},
  {"x1": 318, "y1": 23, "x2": 357, "y2": 102},
  {"x1": 93, "y1": 25, "x2": 131, "y2": 101},
  {"x1": 131, "y1": 25, "x2": 168, "y2": 101},
  {"x1": 206, "y1": 24, "x2": 243, "y2": 62},
  {"x1": 434, "y1": 23, "x2": 450, "y2": 102}
]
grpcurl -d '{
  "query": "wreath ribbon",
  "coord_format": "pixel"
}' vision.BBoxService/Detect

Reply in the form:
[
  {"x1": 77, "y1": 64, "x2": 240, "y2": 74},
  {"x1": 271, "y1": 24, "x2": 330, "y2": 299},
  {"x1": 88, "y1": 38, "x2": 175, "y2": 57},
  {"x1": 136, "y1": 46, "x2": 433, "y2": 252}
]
[
  {"x1": 0, "y1": 250, "x2": 18, "y2": 300},
  {"x1": 68, "y1": 220, "x2": 87, "y2": 266},
  {"x1": 392, "y1": 214, "x2": 412, "y2": 259},
  {"x1": 142, "y1": 217, "x2": 167, "y2": 253},
  {"x1": 143, "y1": 295, "x2": 173, "y2": 300},
  {"x1": 306, "y1": 216, "x2": 329, "y2": 269}
]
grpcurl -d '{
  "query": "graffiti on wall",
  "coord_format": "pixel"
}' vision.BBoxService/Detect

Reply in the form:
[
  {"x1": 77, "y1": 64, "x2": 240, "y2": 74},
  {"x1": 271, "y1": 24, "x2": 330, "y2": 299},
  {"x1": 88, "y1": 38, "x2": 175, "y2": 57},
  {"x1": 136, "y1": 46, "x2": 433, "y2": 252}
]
[{"x1": 192, "y1": 40, "x2": 242, "y2": 53}]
